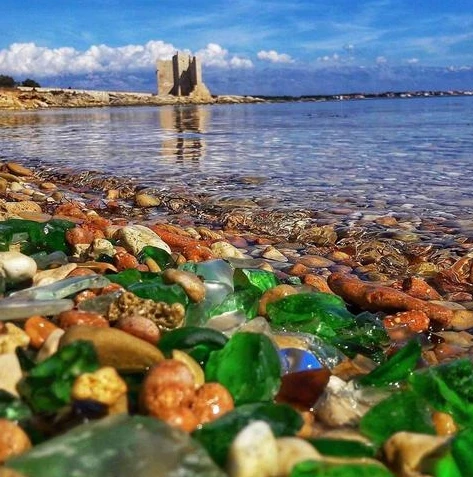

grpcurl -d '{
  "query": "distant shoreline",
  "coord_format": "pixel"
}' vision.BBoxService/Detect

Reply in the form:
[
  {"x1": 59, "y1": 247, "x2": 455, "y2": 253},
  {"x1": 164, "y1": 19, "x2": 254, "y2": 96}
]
[{"x1": 1, "y1": 86, "x2": 472, "y2": 111}]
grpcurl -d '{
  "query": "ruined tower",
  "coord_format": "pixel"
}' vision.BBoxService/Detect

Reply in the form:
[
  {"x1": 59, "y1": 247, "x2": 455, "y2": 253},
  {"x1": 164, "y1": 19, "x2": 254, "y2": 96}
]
[{"x1": 156, "y1": 52, "x2": 211, "y2": 100}]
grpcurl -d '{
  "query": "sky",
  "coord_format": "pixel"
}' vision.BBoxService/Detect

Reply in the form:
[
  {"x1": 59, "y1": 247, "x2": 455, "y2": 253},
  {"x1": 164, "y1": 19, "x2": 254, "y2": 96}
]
[{"x1": 1, "y1": 0, "x2": 472, "y2": 95}]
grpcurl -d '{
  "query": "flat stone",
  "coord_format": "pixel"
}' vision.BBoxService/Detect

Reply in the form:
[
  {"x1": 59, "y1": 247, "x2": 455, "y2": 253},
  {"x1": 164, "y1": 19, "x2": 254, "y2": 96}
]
[
  {"x1": 211, "y1": 241, "x2": 246, "y2": 259},
  {"x1": 116, "y1": 224, "x2": 171, "y2": 255},
  {"x1": 261, "y1": 246, "x2": 288, "y2": 262},
  {"x1": 4, "y1": 201, "x2": 42, "y2": 215},
  {"x1": 6, "y1": 162, "x2": 34, "y2": 177},
  {"x1": 32, "y1": 263, "x2": 78, "y2": 287},
  {"x1": 135, "y1": 193, "x2": 161, "y2": 208},
  {"x1": 59, "y1": 325, "x2": 165, "y2": 372},
  {"x1": 297, "y1": 255, "x2": 335, "y2": 268}
]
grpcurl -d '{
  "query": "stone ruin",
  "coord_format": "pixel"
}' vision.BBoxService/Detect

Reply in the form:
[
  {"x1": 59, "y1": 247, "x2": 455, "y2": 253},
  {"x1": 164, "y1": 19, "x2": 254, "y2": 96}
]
[{"x1": 156, "y1": 52, "x2": 212, "y2": 101}]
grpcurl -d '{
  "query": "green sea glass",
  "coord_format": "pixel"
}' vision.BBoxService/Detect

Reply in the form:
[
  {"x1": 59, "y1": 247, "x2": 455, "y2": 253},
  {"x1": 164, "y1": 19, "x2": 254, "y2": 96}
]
[
  {"x1": 17, "y1": 341, "x2": 100, "y2": 413},
  {"x1": 205, "y1": 332, "x2": 281, "y2": 405},
  {"x1": 157, "y1": 326, "x2": 228, "y2": 363},
  {"x1": 6, "y1": 414, "x2": 225, "y2": 477},
  {"x1": 0, "y1": 218, "x2": 75, "y2": 254},
  {"x1": 308, "y1": 438, "x2": 376, "y2": 458},
  {"x1": 289, "y1": 460, "x2": 394, "y2": 477},
  {"x1": 233, "y1": 268, "x2": 280, "y2": 293},
  {"x1": 192, "y1": 402, "x2": 303, "y2": 467},
  {"x1": 409, "y1": 358, "x2": 473, "y2": 426},
  {"x1": 359, "y1": 339, "x2": 421, "y2": 387},
  {"x1": 360, "y1": 390, "x2": 435, "y2": 445},
  {"x1": 138, "y1": 245, "x2": 174, "y2": 269},
  {"x1": 0, "y1": 390, "x2": 32, "y2": 421}
]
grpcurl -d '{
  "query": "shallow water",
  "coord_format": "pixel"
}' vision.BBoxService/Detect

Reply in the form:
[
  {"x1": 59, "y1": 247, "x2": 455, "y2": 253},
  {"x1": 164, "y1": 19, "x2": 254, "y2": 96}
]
[{"x1": 1, "y1": 96, "x2": 473, "y2": 231}]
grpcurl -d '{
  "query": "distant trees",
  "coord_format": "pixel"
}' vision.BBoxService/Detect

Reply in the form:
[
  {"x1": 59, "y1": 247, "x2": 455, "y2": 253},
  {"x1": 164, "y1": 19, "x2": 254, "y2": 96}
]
[
  {"x1": 0, "y1": 75, "x2": 41, "y2": 88},
  {"x1": 21, "y1": 78, "x2": 41, "y2": 88},
  {"x1": 0, "y1": 75, "x2": 15, "y2": 88}
]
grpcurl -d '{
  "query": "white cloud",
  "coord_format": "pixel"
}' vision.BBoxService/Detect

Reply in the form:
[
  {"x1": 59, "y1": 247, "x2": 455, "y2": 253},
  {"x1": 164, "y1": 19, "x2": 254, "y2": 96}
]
[
  {"x1": 196, "y1": 43, "x2": 253, "y2": 69},
  {"x1": 376, "y1": 56, "x2": 387, "y2": 64},
  {"x1": 317, "y1": 53, "x2": 340, "y2": 63},
  {"x1": 407, "y1": 58, "x2": 419, "y2": 64},
  {"x1": 257, "y1": 50, "x2": 294, "y2": 64},
  {"x1": 0, "y1": 40, "x2": 252, "y2": 77}
]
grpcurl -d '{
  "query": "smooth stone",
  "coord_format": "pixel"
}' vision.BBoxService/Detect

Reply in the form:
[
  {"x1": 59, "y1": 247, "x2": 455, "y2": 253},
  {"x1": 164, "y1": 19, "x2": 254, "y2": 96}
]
[
  {"x1": 134, "y1": 193, "x2": 161, "y2": 208},
  {"x1": 6, "y1": 162, "x2": 33, "y2": 176},
  {"x1": 297, "y1": 255, "x2": 335, "y2": 268},
  {"x1": 86, "y1": 238, "x2": 115, "y2": 259},
  {"x1": 0, "y1": 353, "x2": 23, "y2": 396},
  {"x1": 0, "y1": 299, "x2": 74, "y2": 321},
  {"x1": 261, "y1": 246, "x2": 288, "y2": 262},
  {"x1": 8, "y1": 275, "x2": 110, "y2": 301},
  {"x1": 0, "y1": 251, "x2": 37, "y2": 285},
  {"x1": 227, "y1": 420, "x2": 279, "y2": 477},
  {"x1": 59, "y1": 325, "x2": 165, "y2": 372},
  {"x1": 210, "y1": 241, "x2": 246, "y2": 259},
  {"x1": 450, "y1": 309, "x2": 473, "y2": 330},
  {"x1": 162, "y1": 269, "x2": 206, "y2": 303},
  {"x1": 276, "y1": 437, "x2": 322, "y2": 476},
  {"x1": 5, "y1": 414, "x2": 225, "y2": 477},
  {"x1": 32, "y1": 263, "x2": 78, "y2": 287},
  {"x1": 116, "y1": 225, "x2": 171, "y2": 255}
]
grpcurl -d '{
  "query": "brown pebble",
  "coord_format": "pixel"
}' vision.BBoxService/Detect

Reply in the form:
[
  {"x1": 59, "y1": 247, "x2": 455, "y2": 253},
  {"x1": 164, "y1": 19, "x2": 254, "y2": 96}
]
[
  {"x1": 285, "y1": 263, "x2": 309, "y2": 277},
  {"x1": 6, "y1": 162, "x2": 33, "y2": 177},
  {"x1": 116, "y1": 315, "x2": 161, "y2": 345},
  {"x1": 258, "y1": 284, "x2": 298, "y2": 316},
  {"x1": 191, "y1": 382, "x2": 234, "y2": 425},
  {"x1": 57, "y1": 310, "x2": 110, "y2": 329},
  {"x1": 0, "y1": 418, "x2": 32, "y2": 463},
  {"x1": 24, "y1": 315, "x2": 60, "y2": 349},
  {"x1": 297, "y1": 255, "x2": 335, "y2": 268}
]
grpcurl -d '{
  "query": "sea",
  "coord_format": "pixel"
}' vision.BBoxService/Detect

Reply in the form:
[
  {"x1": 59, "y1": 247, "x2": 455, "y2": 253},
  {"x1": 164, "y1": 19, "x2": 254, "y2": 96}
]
[{"x1": 1, "y1": 95, "x2": 473, "y2": 233}]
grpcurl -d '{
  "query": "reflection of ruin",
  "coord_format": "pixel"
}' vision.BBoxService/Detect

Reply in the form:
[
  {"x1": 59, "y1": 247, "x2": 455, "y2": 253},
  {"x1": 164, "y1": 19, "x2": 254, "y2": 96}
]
[
  {"x1": 156, "y1": 52, "x2": 211, "y2": 100},
  {"x1": 159, "y1": 105, "x2": 209, "y2": 162}
]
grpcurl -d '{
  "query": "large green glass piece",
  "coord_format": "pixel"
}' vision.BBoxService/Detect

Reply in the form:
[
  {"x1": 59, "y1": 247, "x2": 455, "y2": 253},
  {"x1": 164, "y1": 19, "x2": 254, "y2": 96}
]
[
  {"x1": 6, "y1": 414, "x2": 225, "y2": 477},
  {"x1": 233, "y1": 268, "x2": 280, "y2": 293},
  {"x1": 267, "y1": 292, "x2": 355, "y2": 334},
  {"x1": 207, "y1": 287, "x2": 260, "y2": 320},
  {"x1": 192, "y1": 402, "x2": 303, "y2": 467},
  {"x1": 360, "y1": 390, "x2": 435, "y2": 445},
  {"x1": 129, "y1": 281, "x2": 189, "y2": 307},
  {"x1": 451, "y1": 426, "x2": 473, "y2": 475},
  {"x1": 289, "y1": 460, "x2": 394, "y2": 477},
  {"x1": 0, "y1": 218, "x2": 75, "y2": 255},
  {"x1": 17, "y1": 341, "x2": 100, "y2": 413},
  {"x1": 359, "y1": 339, "x2": 421, "y2": 387},
  {"x1": 409, "y1": 358, "x2": 473, "y2": 426},
  {"x1": 205, "y1": 332, "x2": 281, "y2": 405}
]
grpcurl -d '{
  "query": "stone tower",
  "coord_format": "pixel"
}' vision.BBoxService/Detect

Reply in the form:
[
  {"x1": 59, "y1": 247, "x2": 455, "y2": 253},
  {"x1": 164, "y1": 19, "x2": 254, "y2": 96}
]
[{"x1": 157, "y1": 52, "x2": 211, "y2": 100}]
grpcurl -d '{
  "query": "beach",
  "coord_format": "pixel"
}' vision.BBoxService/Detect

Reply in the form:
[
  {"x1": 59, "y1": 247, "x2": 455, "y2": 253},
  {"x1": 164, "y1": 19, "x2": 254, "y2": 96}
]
[{"x1": 0, "y1": 152, "x2": 471, "y2": 476}]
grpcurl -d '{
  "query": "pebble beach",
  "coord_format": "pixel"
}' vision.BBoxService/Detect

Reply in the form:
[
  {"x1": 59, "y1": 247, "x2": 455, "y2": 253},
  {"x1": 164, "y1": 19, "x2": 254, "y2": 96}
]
[{"x1": 0, "y1": 156, "x2": 472, "y2": 477}]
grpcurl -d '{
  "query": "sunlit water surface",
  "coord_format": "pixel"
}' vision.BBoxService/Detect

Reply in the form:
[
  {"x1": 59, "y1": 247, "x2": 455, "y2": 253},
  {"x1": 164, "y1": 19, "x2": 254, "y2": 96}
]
[{"x1": 1, "y1": 96, "x2": 472, "y2": 229}]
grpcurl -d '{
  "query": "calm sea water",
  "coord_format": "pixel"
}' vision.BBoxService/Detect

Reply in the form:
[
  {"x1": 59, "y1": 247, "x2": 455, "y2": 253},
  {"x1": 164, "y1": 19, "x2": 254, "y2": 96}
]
[{"x1": 1, "y1": 96, "x2": 473, "y2": 229}]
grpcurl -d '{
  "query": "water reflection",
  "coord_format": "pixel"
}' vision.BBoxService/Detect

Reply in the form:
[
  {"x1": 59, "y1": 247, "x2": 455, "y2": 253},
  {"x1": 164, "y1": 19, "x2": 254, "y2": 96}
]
[{"x1": 159, "y1": 105, "x2": 208, "y2": 162}]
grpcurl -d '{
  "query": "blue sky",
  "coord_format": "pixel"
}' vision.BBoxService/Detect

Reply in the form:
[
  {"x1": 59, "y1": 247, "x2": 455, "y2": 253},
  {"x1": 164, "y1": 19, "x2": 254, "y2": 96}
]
[{"x1": 1, "y1": 0, "x2": 472, "y2": 95}]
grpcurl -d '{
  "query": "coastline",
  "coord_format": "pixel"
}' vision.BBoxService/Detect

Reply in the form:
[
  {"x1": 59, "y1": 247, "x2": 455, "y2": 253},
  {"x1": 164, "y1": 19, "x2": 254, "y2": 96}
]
[{"x1": 0, "y1": 87, "x2": 265, "y2": 110}]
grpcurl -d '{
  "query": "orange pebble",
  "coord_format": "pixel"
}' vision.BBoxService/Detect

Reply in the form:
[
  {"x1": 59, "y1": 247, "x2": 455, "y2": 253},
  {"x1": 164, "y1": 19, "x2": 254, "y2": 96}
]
[
  {"x1": 57, "y1": 310, "x2": 109, "y2": 329},
  {"x1": 384, "y1": 310, "x2": 430, "y2": 334},
  {"x1": 191, "y1": 382, "x2": 234, "y2": 424},
  {"x1": 158, "y1": 407, "x2": 199, "y2": 433},
  {"x1": 114, "y1": 251, "x2": 140, "y2": 271},
  {"x1": 74, "y1": 289, "x2": 98, "y2": 305},
  {"x1": 100, "y1": 283, "x2": 125, "y2": 295},
  {"x1": 65, "y1": 226, "x2": 94, "y2": 245},
  {"x1": 67, "y1": 267, "x2": 97, "y2": 278},
  {"x1": 24, "y1": 316, "x2": 59, "y2": 349},
  {"x1": 182, "y1": 244, "x2": 214, "y2": 262}
]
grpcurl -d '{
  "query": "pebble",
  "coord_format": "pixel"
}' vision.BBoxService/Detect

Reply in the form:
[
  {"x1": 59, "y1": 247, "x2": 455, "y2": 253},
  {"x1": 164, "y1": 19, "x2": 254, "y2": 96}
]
[
  {"x1": 116, "y1": 224, "x2": 171, "y2": 255},
  {"x1": 211, "y1": 241, "x2": 246, "y2": 259},
  {"x1": 261, "y1": 245, "x2": 288, "y2": 262},
  {"x1": 32, "y1": 263, "x2": 78, "y2": 287},
  {"x1": 6, "y1": 162, "x2": 33, "y2": 177},
  {"x1": 0, "y1": 353, "x2": 23, "y2": 396},
  {"x1": 3, "y1": 201, "x2": 42, "y2": 215},
  {"x1": 227, "y1": 420, "x2": 279, "y2": 477},
  {"x1": 0, "y1": 251, "x2": 37, "y2": 285},
  {"x1": 297, "y1": 255, "x2": 335, "y2": 268},
  {"x1": 134, "y1": 192, "x2": 161, "y2": 207},
  {"x1": 276, "y1": 437, "x2": 322, "y2": 476},
  {"x1": 162, "y1": 268, "x2": 206, "y2": 303},
  {"x1": 59, "y1": 325, "x2": 165, "y2": 372}
]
